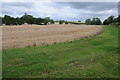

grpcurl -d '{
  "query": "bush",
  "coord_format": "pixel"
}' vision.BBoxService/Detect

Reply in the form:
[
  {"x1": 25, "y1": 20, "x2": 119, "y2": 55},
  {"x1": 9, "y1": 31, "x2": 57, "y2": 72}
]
[
  {"x1": 59, "y1": 20, "x2": 64, "y2": 24},
  {"x1": 65, "y1": 22, "x2": 68, "y2": 24},
  {"x1": 110, "y1": 22, "x2": 120, "y2": 27}
]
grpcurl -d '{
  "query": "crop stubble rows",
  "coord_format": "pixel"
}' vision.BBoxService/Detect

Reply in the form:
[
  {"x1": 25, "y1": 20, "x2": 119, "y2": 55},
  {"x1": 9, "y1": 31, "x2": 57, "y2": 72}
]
[{"x1": 2, "y1": 24, "x2": 103, "y2": 49}]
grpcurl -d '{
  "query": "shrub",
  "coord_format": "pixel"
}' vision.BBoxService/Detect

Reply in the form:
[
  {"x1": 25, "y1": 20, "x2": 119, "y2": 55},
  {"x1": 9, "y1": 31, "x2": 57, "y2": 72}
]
[
  {"x1": 110, "y1": 22, "x2": 120, "y2": 28},
  {"x1": 65, "y1": 22, "x2": 68, "y2": 24},
  {"x1": 59, "y1": 20, "x2": 64, "y2": 24}
]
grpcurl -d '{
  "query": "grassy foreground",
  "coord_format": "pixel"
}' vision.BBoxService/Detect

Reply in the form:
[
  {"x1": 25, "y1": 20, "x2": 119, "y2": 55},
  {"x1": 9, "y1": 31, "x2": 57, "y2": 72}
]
[{"x1": 3, "y1": 26, "x2": 119, "y2": 78}]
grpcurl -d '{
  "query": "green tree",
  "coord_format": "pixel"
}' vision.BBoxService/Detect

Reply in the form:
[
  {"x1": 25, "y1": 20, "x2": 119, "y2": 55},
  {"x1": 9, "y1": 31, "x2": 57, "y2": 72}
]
[
  {"x1": 50, "y1": 19, "x2": 54, "y2": 24},
  {"x1": 113, "y1": 17, "x2": 118, "y2": 23},
  {"x1": 65, "y1": 22, "x2": 68, "y2": 24},
  {"x1": 78, "y1": 20, "x2": 81, "y2": 22},
  {"x1": 59, "y1": 20, "x2": 64, "y2": 24},
  {"x1": 2, "y1": 15, "x2": 11, "y2": 25},
  {"x1": 85, "y1": 19, "x2": 91, "y2": 25},
  {"x1": 2, "y1": 13, "x2": 55, "y2": 25},
  {"x1": 103, "y1": 16, "x2": 114, "y2": 25},
  {"x1": 91, "y1": 18, "x2": 101, "y2": 25},
  {"x1": 21, "y1": 13, "x2": 34, "y2": 24}
]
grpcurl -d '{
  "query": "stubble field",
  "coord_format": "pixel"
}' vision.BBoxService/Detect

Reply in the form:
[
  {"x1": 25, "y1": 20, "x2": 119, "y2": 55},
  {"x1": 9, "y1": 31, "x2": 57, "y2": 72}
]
[{"x1": 2, "y1": 24, "x2": 103, "y2": 49}]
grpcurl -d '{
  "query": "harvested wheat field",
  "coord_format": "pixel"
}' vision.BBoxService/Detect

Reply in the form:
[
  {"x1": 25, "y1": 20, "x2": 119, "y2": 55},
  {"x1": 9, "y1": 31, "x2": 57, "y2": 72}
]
[{"x1": 2, "y1": 24, "x2": 103, "y2": 49}]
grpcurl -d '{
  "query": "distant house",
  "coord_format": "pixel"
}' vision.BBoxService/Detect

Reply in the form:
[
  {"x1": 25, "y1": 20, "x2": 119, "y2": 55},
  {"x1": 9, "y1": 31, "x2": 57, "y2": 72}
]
[
  {"x1": 41, "y1": 23, "x2": 45, "y2": 25},
  {"x1": 22, "y1": 23, "x2": 28, "y2": 25},
  {"x1": 54, "y1": 22, "x2": 59, "y2": 24}
]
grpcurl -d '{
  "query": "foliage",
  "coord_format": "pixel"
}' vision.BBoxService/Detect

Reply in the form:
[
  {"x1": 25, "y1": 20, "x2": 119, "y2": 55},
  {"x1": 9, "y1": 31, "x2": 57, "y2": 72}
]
[
  {"x1": 50, "y1": 19, "x2": 54, "y2": 24},
  {"x1": 65, "y1": 22, "x2": 68, "y2": 24},
  {"x1": 110, "y1": 22, "x2": 120, "y2": 27},
  {"x1": 70, "y1": 22, "x2": 85, "y2": 25},
  {"x1": 103, "y1": 15, "x2": 120, "y2": 27},
  {"x1": 85, "y1": 19, "x2": 91, "y2": 25},
  {"x1": 103, "y1": 16, "x2": 114, "y2": 25},
  {"x1": 91, "y1": 18, "x2": 102, "y2": 25},
  {"x1": 59, "y1": 20, "x2": 64, "y2": 24},
  {"x1": 2, "y1": 13, "x2": 55, "y2": 25},
  {"x1": 86, "y1": 18, "x2": 101, "y2": 25}
]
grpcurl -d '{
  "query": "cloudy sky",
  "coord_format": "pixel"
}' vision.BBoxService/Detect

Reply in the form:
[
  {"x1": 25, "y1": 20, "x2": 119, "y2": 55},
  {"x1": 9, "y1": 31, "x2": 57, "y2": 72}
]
[{"x1": 1, "y1": 1, "x2": 119, "y2": 22}]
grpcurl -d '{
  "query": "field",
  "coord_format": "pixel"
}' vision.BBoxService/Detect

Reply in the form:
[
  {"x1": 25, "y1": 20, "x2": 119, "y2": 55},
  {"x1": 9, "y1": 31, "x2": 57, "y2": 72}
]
[
  {"x1": 2, "y1": 25, "x2": 119, "y2": 78},
  {"x1": 2, "y1": 24, "x2": 103, "y2": 49}
]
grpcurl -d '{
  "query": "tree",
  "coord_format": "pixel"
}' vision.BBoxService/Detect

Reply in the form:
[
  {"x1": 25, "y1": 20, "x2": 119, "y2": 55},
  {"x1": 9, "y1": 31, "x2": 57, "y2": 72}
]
[
  {"x1": 2, "y1": 13, "x2": 55, "y2": 25},
  {"x1": 50, "y1": 19, "x2": 54, "y2": 24},
  {"x1": 113, "y1": 15, "x2": 120, "y2": 23},
  {"x1": 103, "y1": 16, "x2": 114, "y2": 25},
  {"x1": 21, "y1": 13, "x2": 34, "y2": 24},
  {"x1": 110, "y1": 15, "x2": 120, "y2": 27},
  {"x1": 65, "y1": 22, "x2": 68, "y2": 24},
  {"x1": 118, "y1": 15, "x2": 120, "y2": 23},
  {"x1": 103, "y1": 19, "x2": 108, "y2": 25},
  {"x1": 91, "y1": 18, "x2": 102, "y2": 25},
  {"x1": 113, "y1": 18, "x2": 118, "y2": 23},
  {"x1": 15, "y1": 17, "x2": 24, "y2": 25},
  {"x1": 85, "y1": 19, "x2": 91, "y2": 25},
  {"x1": 78, "y1": 20, "x2": 81, "y2": 22},
  {"x1": 107, "y1": 16, "x2": 114, "y2": 24},
  {"x1": 2, "y1": 15, "x2": 12, "y2": 25},
  {"x1": 59, "y1": 20, "x2": 64, "y2": 24}
]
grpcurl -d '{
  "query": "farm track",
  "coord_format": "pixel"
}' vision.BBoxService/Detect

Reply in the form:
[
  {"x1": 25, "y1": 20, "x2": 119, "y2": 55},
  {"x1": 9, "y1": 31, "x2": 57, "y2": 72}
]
[{"x1": 2, "y1": 24, "x2": 104, "y2": 49}]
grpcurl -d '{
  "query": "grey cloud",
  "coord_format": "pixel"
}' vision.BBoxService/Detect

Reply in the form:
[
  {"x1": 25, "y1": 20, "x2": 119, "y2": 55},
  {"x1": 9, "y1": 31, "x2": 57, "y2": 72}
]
[
  {"x1": 3, "y1": 2, "x2": 34, "y2": 8},
  {"x1": 54, "y1": 2, "x2": 118, "y2": 11},
  {"x1": 51, "y1": 2, "x2": 118, "y2": 21},
  {"x1": 2, "y1": 2, "x2": 34, "y2": 17},
  {"x1": 1, "y1": 2, "x2": 119, "y2": 22}
]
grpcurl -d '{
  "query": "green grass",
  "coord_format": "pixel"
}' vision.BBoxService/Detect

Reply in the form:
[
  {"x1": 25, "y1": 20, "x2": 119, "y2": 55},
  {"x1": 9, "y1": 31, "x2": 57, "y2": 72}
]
[{"x1": 2, "y1": 26, "x2": 119, "y2": 78}]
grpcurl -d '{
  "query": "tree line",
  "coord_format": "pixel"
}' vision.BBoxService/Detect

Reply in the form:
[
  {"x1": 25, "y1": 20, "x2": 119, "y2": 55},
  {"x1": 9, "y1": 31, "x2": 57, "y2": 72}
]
[
  {"x1": 0, "y1": 13, "x2": 120, "y2": 26},
  {"x1": 1, "y1": 13, "x2": 54, "y2": 26},
  {"x1": 85, "y1": 15, "x2": 120, "y2": 26}
]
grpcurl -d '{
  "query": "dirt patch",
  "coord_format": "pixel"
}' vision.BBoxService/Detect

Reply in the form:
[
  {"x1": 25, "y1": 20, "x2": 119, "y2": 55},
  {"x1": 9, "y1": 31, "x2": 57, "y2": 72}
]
[{"x1": 2, "y1": 24, "x2": 103, "y2": 49}]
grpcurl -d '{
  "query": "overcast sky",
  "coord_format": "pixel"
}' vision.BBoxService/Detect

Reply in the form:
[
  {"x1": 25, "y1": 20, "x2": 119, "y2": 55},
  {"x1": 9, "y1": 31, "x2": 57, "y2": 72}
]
[{"x1": 1, "y1": 1, "x2": 119, "y2": 22}]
